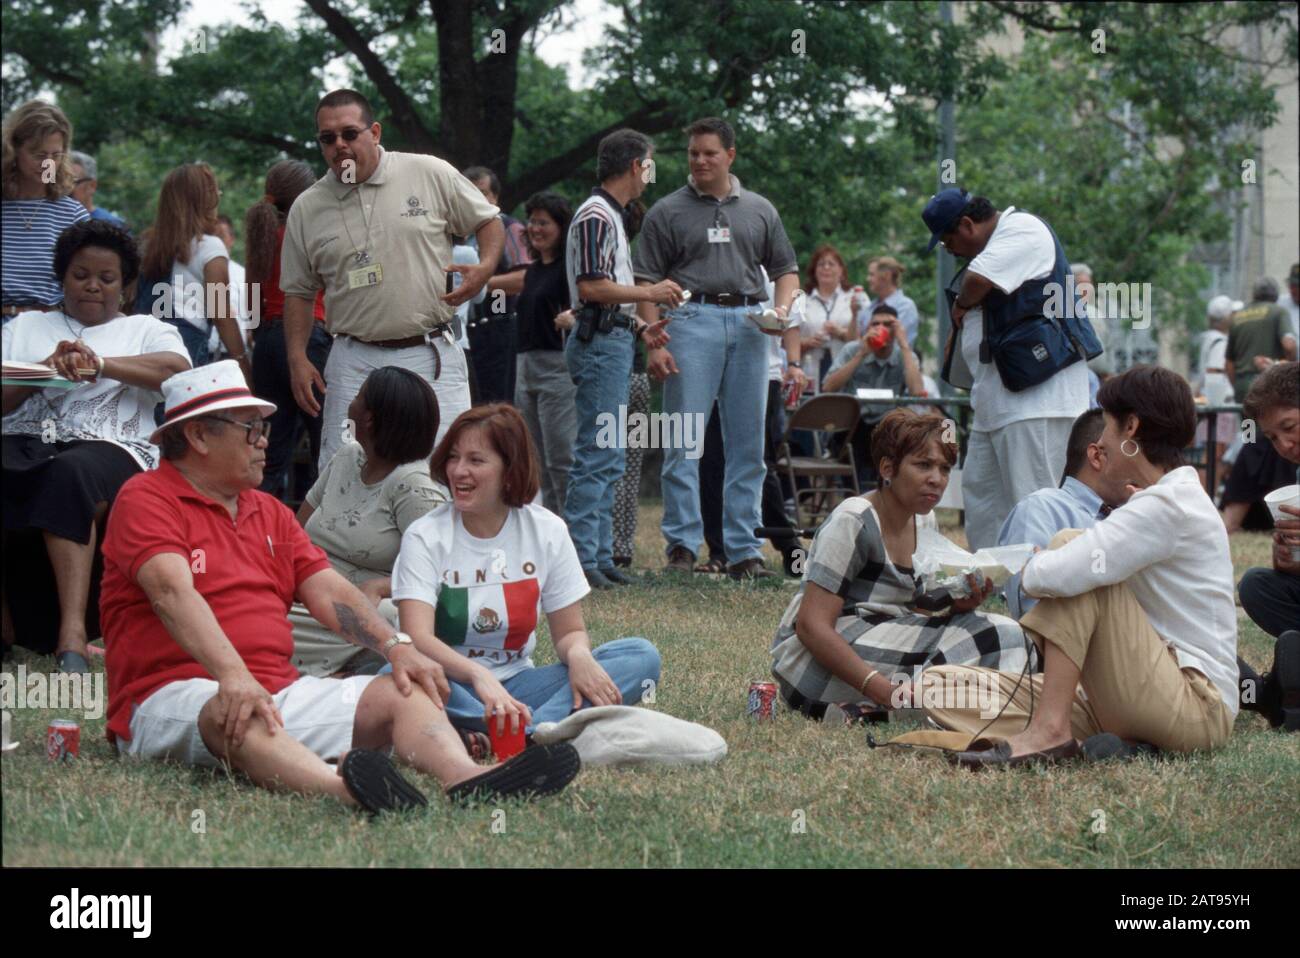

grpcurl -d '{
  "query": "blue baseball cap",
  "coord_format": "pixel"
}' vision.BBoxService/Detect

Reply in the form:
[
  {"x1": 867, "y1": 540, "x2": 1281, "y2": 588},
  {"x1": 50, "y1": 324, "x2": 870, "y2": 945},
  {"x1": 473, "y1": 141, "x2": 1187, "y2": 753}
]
[{"x1": 922, "y1": 188, "x2": 970, "y2": 252}]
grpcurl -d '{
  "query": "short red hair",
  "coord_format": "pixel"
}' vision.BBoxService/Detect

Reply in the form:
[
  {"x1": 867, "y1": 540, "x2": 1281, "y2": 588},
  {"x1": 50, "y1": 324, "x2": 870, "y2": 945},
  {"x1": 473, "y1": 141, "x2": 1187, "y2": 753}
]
[
  {"x1": 430, "y1": 403, "x2": 540, "y2": 508},
  {"x1": 803, "y1": 244, "x2": 851, "y2": 294}
]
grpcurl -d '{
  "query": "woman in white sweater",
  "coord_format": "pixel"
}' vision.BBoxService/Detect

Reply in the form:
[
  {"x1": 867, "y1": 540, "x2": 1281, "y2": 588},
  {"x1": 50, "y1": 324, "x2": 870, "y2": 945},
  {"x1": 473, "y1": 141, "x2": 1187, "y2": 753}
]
[{"x1": 924, "y1": 365, "x2": 1239, "y2": 766}]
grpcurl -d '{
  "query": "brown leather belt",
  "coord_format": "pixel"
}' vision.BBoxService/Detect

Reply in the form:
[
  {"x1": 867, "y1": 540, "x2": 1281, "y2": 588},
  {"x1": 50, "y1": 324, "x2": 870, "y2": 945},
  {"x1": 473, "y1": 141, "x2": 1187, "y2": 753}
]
[
  {"x1": 363, "y1": 334, "x2": 428, "y2": 349},
  {"x1": 342, "y1": 325, "x2": 454, "y2": 379}
]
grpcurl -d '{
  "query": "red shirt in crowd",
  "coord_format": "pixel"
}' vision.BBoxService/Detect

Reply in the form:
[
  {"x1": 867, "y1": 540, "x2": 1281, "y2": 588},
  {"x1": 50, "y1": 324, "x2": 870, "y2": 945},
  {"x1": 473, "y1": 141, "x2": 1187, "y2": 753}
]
[
  {"x1": 100, "y1": 460, "x2": 332, "y2": 743},
  {"x1": 260, "y1": 224, "x2": 326, "y2": 323}
]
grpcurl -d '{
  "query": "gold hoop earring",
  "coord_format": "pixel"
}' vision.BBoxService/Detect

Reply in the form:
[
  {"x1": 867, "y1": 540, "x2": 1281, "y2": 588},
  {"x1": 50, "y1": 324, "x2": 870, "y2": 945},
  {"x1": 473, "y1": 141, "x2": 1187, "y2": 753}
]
[{"x1": 1120, "y1": 439, "x2": 1140, "y2": 458}]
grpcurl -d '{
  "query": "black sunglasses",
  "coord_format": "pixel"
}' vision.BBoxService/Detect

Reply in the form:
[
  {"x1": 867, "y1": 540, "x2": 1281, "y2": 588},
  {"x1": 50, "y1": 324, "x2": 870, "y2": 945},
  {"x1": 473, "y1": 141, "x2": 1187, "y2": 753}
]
[
  {"x1": 316, "y1": 127, "x2": 366, "y2": 146},
  {"x1": 204, "y1": 415, "x2": 270, "y2": 444}
]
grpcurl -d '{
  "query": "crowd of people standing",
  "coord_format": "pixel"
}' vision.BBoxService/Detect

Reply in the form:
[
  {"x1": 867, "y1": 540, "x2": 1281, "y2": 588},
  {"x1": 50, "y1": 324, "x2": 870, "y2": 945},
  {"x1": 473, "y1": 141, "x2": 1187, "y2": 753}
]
[{"x1": 2, "y1": 91, "x2": 1297, "y2": 811}]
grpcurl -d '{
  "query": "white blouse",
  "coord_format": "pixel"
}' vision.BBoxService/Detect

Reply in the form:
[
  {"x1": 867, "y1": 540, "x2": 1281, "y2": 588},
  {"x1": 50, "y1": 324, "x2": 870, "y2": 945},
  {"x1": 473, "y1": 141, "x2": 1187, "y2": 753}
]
[
  {"x1": 1021, "y1": 466, "x2": 1239, "y2": 714},
  {"x1": 801, "y1": 286, "x2": 856, "y2": 386},
  {"x1": 2, "y1": 310, "x2": 191, "y2": 470}
]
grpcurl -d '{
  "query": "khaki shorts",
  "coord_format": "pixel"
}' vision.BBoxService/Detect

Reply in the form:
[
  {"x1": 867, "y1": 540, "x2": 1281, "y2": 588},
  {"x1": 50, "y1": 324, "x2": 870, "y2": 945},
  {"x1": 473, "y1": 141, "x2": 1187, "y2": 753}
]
[{"x1": 116, "y1": 674, "x2": 377, "y2": 768}]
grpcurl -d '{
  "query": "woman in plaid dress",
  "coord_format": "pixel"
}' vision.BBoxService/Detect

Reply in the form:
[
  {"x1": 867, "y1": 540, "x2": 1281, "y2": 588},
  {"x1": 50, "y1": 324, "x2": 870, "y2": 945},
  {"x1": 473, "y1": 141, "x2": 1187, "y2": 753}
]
[{"x1": 770, "y1": 409, "x2": 1033, "y2": 718}]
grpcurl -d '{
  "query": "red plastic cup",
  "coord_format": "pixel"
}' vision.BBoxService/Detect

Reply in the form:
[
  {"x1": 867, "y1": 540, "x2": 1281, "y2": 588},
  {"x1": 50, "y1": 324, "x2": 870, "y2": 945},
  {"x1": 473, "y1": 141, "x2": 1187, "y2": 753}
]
[
  {"x1": 867, "y1": 327, "x2": 890, "y2": 351},
  {"x1": 487, "y1": 713, "x2": 526, "y2": 760}
]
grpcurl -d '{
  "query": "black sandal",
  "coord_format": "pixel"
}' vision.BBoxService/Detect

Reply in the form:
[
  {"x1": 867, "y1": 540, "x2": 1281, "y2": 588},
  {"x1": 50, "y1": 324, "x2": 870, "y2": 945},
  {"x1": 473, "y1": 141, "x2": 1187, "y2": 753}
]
[
  {"x1": 445, "y1": 742, "x2": 581, "y2": 804},
  {"x1": 340, "y1": 749, "x2": 428, "y2": 815},
  {"x1": 694, "y1": 555, "x2": 728, "y2": 575}
]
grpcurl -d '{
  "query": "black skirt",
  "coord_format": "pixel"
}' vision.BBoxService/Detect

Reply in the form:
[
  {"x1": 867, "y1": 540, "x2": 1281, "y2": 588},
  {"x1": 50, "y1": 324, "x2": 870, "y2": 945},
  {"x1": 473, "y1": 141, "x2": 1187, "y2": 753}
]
[
  {"x1": 3, "y1": 435, "x2": 140, "y2": 544},
  {"x1": 2, "y1": 436, "x2": 140, "y2": 652}
]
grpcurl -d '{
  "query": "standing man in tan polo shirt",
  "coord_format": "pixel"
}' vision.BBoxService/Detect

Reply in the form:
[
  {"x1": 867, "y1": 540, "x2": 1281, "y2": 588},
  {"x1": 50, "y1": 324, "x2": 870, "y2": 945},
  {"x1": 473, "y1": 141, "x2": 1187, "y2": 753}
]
[{"x1": 280, "y1": 89, "x2": 504, "y2": 468}]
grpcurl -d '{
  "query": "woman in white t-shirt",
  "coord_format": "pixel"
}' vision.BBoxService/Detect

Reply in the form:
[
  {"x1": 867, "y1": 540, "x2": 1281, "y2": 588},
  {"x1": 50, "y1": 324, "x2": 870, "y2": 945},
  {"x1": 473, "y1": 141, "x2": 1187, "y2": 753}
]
[
  {"x1": 799, "y1": 245, "x2": 857, "y2": 390},
  {"x1": 140, "y1": 163, "x2": 247, "y2": 375},
  {"x1": 2, "y1": 220, "x2": 191, "y2": 671},
  {"x1": 391, "y1": 403, "x2": 661, "y2": 742}
]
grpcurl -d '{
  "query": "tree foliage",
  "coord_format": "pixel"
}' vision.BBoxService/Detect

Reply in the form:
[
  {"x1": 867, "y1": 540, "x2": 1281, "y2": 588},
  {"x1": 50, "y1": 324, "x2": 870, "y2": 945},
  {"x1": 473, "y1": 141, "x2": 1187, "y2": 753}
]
[{"x1": 2, "y1": 0, "x2": 1295, "y2": 348}]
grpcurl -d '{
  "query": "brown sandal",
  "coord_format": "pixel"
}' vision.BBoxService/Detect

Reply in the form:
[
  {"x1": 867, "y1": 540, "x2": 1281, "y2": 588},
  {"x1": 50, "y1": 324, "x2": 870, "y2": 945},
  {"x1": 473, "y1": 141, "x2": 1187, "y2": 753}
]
[
  {"x1": 694, "y1": 556, "x2": 728, "y2": 574},
  {"x1": 458, "y1": 728, "x2": 491, "y2": 761}
]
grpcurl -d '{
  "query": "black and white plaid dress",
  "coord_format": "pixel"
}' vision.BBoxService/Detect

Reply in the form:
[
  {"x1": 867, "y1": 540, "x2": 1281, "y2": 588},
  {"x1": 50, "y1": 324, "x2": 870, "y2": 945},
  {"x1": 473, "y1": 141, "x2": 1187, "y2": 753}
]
[{"x1": 770, "y1": 496, "x2": 1035, "y2": 712}]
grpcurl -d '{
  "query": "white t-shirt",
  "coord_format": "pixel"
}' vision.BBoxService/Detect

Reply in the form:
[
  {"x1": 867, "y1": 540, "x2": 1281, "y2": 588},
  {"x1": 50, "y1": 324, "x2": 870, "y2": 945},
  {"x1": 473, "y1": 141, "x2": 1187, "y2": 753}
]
[
  {"x1": 1021, "y1": 466, "x2": 1238, "y2": 715},
  {"x1": 391, "y1": 502, "x2": 591, "y2": 680},
  {"x1": 1196, "y1": 329, "x2": 1232, "y2": 405},
  {"x1": 762, "y1": 276, "x2": 804, "y2": 382},
  {"x1": 1, "y1": 310, "x2": 191, "y2": 469},
  {"x1": 207, "y1": 259, "x2": 252, "y2": 356},
  {"x1": 169, "y1": 234, "x2": 229, "y2": 331},
  {"x1": 451, "y1": 243, "x2": 487, "y2": 350},
  {"x1": 962, "y1": 208, "x2": 1088, "y2": 431}
]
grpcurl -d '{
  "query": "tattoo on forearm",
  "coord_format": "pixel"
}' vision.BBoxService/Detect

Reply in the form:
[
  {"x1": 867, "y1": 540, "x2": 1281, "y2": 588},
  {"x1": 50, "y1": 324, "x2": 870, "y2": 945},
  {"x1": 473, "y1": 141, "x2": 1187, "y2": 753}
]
[{"x1": 333, "y1": 602, "x2": 387, "y2": 653}]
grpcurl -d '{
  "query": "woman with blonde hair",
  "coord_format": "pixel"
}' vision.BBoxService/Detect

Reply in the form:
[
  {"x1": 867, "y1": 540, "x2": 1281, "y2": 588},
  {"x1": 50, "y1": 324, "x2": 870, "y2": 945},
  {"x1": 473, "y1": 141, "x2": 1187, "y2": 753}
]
[
  {"x1": 2, "y1": 100, "x2": 89, "y2": 319},
  {"x1": 140, "y1": 162, "x2": 247, "y2": 375}
]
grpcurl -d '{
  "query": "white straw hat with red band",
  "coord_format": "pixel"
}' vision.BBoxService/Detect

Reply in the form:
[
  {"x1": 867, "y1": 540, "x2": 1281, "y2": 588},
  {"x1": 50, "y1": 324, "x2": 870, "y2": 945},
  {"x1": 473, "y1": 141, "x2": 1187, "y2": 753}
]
[{"x1": 149, "y1": 360, "x2": 277, "y2": 444}]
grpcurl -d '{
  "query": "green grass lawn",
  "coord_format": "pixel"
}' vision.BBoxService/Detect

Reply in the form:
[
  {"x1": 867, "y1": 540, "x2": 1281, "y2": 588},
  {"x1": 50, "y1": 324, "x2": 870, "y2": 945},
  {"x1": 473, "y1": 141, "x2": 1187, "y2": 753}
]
[{"x1": 3, "y1": 505, "x2": 1297, "y2": 868}]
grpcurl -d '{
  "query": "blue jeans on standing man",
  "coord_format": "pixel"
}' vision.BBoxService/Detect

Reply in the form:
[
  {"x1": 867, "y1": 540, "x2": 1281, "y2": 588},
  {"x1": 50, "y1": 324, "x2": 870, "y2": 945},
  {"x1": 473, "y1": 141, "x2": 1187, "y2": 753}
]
[
  {"x1": 660, "y1": 303, "x2": 769, "y2": 564},
  {"x1": 563, "y1": 324, "x2": 633, "y2": 571}
]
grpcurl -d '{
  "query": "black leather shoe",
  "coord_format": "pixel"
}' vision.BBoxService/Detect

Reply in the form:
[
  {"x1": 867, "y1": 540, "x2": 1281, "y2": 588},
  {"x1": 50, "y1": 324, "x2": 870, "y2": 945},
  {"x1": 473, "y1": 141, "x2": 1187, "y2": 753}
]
[
  {"x1": 598, "y1": 567, "x2": 632, "y2": 585},
  {"x1": 584, "y1": 568, "x2": 614, "y2": 590},
  {"x1": 1081, "y1": 733, "x2": 1159, "y2": 762},
  {"x1": 1274, "y1": 631, "x2": 1300, "y2": 732},
  {"x1": 950, "y1": 737, "x2": 1080, "y2": 770}
]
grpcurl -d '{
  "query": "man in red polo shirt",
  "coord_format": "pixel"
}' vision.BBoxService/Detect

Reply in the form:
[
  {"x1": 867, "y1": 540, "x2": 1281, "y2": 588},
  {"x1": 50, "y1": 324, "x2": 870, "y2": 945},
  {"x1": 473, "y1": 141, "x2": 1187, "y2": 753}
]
[{"x1": 100, "y1": 361, "x2": 580, "y2": 812}]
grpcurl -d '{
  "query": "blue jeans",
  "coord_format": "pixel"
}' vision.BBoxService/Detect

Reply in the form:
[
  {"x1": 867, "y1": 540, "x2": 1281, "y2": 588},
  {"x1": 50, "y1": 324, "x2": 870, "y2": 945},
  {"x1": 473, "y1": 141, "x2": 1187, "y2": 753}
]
[
  {"x1": 660, "y1": 303, "x2": 769, "y2": 563},
  {"x1": 382, "y1": 637, "x2": 661, "y2": 734},
  {"x1": 563, "y1": 325, "x2": 633, "y2": 569},
  {"x1": 164, "y1": 318, "x2": 211, "y2": 367}
]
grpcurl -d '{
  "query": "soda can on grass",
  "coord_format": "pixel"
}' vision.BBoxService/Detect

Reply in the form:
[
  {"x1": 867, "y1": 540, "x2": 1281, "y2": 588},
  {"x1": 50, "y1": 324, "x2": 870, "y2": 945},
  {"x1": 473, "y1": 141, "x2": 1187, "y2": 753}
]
[
  {"x1": 46, "y1": 719, "x2": 80, "y2": 761},
  {"x1": 747, "y1": 680, "x2": 779, "y2": 720}
]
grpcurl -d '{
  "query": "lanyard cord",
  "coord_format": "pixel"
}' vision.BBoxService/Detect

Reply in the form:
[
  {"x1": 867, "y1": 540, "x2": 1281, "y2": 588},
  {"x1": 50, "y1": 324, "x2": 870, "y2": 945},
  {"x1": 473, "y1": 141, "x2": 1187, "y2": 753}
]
[{"x1": 339, "y1": 188, "x2": 375, "y2": 264}]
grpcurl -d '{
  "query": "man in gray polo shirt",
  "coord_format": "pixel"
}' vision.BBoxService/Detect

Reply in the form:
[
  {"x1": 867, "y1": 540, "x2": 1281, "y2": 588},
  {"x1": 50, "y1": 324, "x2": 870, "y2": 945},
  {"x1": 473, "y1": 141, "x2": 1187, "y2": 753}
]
[
  {"x1": 634, "y1": 117, "x2": 804, "y2": 579},
  {"x1": 280, "y1": 89, "x2": 503, "y2": 467}
]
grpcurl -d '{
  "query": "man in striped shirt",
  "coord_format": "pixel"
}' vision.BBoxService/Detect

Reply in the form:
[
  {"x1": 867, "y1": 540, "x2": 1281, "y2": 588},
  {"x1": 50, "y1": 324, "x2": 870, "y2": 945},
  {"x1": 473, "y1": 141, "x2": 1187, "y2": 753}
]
[{"x1": 563, "y1": 129, "x2": 682, "y2": 590}]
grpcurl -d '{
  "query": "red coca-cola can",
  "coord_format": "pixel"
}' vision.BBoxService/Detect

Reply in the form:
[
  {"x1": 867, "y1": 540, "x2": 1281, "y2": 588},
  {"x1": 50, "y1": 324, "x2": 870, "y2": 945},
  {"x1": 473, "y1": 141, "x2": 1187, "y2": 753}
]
[
  {"x1": 747, "y1": 680, "x2": 779, "y2": 720},
  {"x1": 783, "y1": 378, "x2": 802, "y2": 410},
  {"x1": 46, "y1": 719, "x2": 80, "y2": 761}
]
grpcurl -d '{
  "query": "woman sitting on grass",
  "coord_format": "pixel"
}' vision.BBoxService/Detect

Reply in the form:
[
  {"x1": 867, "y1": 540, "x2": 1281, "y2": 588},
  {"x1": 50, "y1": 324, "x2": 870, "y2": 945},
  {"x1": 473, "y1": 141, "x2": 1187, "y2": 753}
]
[
  {"x1": 290, "y1": 366, "x2": 448, "y2": 677},
  {"x1": 927, "y1": 365, "x2": 1240, "y2": 766},
  {"x1": 770, "y1": 408, "x2": 1033, "y2": 721},
  {"x1": 390, "y1": 403, "x2": 661, "y2": 744},
  {"x1": 3, "y1": 220, "x2": 191, "y2": 672}
]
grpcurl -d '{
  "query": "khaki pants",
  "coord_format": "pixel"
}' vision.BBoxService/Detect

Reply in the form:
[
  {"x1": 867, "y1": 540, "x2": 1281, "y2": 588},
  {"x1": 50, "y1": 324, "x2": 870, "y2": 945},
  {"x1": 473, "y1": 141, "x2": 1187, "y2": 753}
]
[{"x1": 924, "y1": 530, "x2": 1234, "y2": 752}]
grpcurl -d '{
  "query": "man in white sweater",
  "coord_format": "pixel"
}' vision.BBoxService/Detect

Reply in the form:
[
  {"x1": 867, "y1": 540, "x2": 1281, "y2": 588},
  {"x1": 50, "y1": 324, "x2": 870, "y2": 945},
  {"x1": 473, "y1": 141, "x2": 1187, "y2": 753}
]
[{"x1": 920, "y1": 366, "x2": 1240, "y2": 766}]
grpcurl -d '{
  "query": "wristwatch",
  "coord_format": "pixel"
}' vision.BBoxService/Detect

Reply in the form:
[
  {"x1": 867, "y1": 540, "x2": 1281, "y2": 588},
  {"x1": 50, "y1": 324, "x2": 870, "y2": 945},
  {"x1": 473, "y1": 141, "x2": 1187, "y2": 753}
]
[{"x1": 382, "y1": 631, "x2": 413, "y2": 658}]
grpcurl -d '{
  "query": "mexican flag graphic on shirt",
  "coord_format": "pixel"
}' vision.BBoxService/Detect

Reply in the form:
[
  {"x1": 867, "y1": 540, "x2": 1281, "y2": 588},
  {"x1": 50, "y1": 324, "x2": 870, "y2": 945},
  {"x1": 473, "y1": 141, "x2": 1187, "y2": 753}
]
[{"x1": 435, "y1": 578, "x2": 541, "y2": 663}]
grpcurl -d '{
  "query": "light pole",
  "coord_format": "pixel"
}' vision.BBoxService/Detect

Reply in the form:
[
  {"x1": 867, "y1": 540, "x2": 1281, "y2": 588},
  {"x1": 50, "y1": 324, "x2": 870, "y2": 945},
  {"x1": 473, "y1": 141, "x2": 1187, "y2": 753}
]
[{"x1": 935, "y1": 0, "x2": 956, "y2": 395}]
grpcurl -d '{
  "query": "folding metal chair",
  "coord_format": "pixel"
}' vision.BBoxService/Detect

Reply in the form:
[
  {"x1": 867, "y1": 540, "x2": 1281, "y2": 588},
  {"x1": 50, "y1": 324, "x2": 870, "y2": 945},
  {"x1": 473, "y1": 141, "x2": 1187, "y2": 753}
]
[{"x1": 775, "y1": 393, "x2": 862, "y2": 529}]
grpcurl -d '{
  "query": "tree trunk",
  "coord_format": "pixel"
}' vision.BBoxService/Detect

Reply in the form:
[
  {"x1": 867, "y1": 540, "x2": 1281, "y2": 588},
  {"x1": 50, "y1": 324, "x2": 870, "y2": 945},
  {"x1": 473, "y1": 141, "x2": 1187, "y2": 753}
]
[{"x1": 431, "y1": 0, "x2": 481, "y2": 170}]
